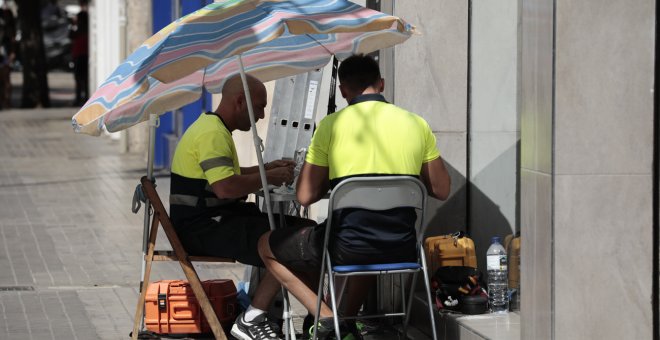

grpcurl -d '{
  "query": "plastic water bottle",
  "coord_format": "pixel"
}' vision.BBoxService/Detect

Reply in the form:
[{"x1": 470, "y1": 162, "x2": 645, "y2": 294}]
[{"x1": 487, "y1": 237, "x2": 508, "y2": 313}]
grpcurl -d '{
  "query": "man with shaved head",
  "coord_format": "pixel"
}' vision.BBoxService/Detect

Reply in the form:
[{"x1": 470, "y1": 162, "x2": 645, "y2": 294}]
[{"x1": 170, "y1": 74, "x2": 313, "y2": 340}]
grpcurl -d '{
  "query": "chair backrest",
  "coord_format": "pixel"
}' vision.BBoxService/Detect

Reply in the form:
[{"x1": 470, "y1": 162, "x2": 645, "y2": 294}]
[
  {"x1": 140, "y1": 176, "x2": 192, "y2": 258},
  {"x1": 320, "y1": 176, "x2": 438, "y2": 340},
  {"x1": 326, "y1": 176, "x2": 428, "y2": 238},
  {"x1": 141, "y1": 176, "x2": 167, "y2": 217}
]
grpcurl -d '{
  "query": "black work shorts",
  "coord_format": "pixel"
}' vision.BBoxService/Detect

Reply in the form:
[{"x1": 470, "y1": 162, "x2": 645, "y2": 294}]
[
  {"x1": 269, "y1": 224, "x2": 326, "y2": 272},
  {"x1": 269, "y1": 221, "x2": 416, "y2": 273},
  {"x1": 176, "y1": 202, "x2": 313, "y2": 267}
]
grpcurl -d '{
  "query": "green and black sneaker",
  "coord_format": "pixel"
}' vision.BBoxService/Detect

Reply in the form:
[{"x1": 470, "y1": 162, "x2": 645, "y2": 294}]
[
  {"x1": 301, "y1": 313, "x2": 314, "y2": 339},
  {"x1": 307, "y1": 318, "x2": 361, "y2": 340}
]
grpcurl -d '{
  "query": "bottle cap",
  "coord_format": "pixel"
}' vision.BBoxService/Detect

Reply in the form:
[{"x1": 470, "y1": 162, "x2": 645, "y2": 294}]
[{"x1": 491, "y1": 236, "x2": 501, "y2": 244}]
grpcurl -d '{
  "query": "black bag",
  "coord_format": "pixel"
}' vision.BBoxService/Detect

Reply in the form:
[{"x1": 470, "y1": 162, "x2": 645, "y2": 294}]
[{"x1": 431, "y1": 266, "x2": 487, "y2": 314}]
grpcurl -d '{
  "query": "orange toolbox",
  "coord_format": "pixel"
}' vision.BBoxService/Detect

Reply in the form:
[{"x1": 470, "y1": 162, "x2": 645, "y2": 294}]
[
  {"x1": 144, "y1": 279, "x2": 238, "y2": 335},
  {"x1": 424, "y1": 232, "x2": 477, "y2": 274}
]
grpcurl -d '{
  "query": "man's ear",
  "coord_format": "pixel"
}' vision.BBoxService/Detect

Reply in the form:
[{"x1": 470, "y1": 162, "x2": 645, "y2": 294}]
[
  {"x1": 235, "y1": 93, "x2": 246, "y2": 109},
  {"x1": 378, "y1": 78, "x2": 385, "y2": 93},
  {"x1": 339, "y1": 84, "x2": 348, "y2": 99}
]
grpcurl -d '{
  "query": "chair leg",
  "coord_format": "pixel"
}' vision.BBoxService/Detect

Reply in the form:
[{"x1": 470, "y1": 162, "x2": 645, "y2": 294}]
[
  {"x1": 403, "y1": 272, "x2": 418, "y2": 337},
  {"x1": 400, "y1": 273, "x2": 408, "y2": 337},
  {"x1": 281, "y1": 288, "x2": 295, "y2": 340},
  {"x1": 419, "y1": 250, "x2": 438, "y2": 340},
  {"x1": 131, "y1": 214, "x2": 159, "y2": 340},
  {"x1": 313, "y1": 250, "x2": 329, "y2": 340},
  {"x1": 325, "y1": 256, "x2": 342, "y2": 340}
]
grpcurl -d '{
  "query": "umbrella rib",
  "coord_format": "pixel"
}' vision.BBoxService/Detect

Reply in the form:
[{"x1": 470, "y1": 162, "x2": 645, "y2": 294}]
[{"x1": 303, "y1": 33, "x2": 335, "y2": 59}]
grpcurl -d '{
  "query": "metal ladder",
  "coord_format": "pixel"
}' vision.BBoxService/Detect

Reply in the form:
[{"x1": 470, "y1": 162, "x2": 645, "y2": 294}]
[
  {"x1": 246, "y1": 68, "x2": 326, "y2": 340},
  {"x1": 264, "y1": 68, "x2": 324, "y2": 163}
]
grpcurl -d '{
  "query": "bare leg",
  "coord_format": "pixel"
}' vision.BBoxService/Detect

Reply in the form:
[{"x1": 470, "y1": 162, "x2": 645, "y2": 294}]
[
  {"x1": 249, "y1": 271, "x2": 282, "y2": 311},
  {"x1": 342, "y1": 276, "x2": 376, "y2": 316},
  {"x1": 258, "y1": 231, "x2": 333, "y2": 318}
]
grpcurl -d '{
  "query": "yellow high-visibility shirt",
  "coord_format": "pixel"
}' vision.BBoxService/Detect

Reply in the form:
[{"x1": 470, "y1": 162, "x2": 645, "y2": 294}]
[
  {"x1": 171, "y1": 112, "x2": 241, "y2": 184},
  {"x1": 306, "y1": 95, "x2": 440, "y2": 184}
]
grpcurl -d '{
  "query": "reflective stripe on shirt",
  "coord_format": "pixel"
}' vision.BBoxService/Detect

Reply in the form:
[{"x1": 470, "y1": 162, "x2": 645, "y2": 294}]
[{"x1": 200, "y1": 156, "x2": 234, "y2": 171}]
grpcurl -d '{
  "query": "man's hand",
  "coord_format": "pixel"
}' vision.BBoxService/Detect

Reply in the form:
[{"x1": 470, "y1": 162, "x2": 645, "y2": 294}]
[
  {"x1": 212, "y1": 160, "x2": 295, "y2": 198},
  {"x1": 265, "y1": 160, "x2": 295, "y2": 185},
  {"x1": 265, "y1": 159, "x2": 296, "y2": 170}
]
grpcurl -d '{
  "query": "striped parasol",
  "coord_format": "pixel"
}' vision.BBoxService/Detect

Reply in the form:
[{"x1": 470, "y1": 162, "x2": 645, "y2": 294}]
[
  {"x1": 72, "y1": 0, "x2": 416, "y2": 135},
  {"x1": 148, "y1": 0, "x2": 416, "y2": 83}
]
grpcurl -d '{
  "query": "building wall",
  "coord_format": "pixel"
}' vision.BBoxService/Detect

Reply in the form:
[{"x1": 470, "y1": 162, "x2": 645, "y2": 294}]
[
  {"x1": 520, "y1": 0, "x2": 554, "y2": 337},
  {"x1": 396, "y1": 1, "x2": 520, "y2": 269},
  {"x1": 89, "y1": 1, "x2": 123, "y2": 103},
  {"x1": 552, "y1": 0, "x2": 654, "y2": 338},
  {"x1": 469, "y1": 0, "x2": 520, "y2": 277},
  {"x1": 397, "y1": 0, "x2": 655, "y2": 338},
  {"x1": 89, "y1": 1, "x2": 125, "y2": 143},
  {"x1": 123, "y1": 0, "x2": 152, "y2": 154},
  {"x1": 522, "y1": 0, "x2": 655, "y2": 339},
  {"x1": 396, "y1": 0, "x2": 469, "y2": 236}
]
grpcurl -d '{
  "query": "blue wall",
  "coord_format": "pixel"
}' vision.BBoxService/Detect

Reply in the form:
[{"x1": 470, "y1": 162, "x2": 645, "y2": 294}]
[{"x1": 152, "y1": 0, "x2": 214, "y2": 169}]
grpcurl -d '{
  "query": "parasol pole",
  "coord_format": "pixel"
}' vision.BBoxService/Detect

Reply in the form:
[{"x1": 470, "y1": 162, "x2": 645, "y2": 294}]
[
  {"x1": 138, "y1": 113, "x2": 158, "y2": 331},
  {"x1": 142, "y1": 114, "x2": 158, "y2": 279},
  {"x1": 238, "y1": 55, "x2": 297, "y2": 340},
  {"x1": 237, "y1": 54, "x2": 277, "y2": 231},
  {"x1": 146, "y1": 114, "x2": 158, "y2": 181}
]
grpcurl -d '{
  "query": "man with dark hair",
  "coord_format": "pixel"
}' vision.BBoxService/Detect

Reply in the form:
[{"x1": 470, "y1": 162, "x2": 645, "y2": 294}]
[
  {"x1": 335, "y1": 54, "x2": 381, "y2": 93},
  {"x1": 170, "y1": 74, "x2": 314, "y2": 340},
  {"x1": 258, "y1": 54, "x2": 451, "y2": 339}
]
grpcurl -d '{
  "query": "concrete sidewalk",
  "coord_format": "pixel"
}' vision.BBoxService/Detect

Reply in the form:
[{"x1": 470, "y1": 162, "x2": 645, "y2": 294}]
[{"x1": 0, "y1": 105, "x2": 248, "y2": 339}]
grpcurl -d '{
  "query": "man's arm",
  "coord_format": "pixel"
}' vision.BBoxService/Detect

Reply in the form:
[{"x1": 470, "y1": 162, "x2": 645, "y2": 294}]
[
  {"x1": 241, "y1": 159, "x2": 295, "y2": 175},
  {"x1": 240, "y1": 166, "x2": 260, "y2": 175},
  {"x1": 211, "y1": 165, "x2": 294, "y2": 199},
  {"x1": 296, "y1": 162, "x2": 329, "y2": 207},
  {"x1": 420, "y1": 156, "x2": 451, "y2": 200}
]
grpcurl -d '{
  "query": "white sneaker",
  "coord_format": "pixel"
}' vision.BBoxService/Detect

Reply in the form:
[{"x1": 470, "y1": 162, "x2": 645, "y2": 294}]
[{"x1": 230, "y1": 312, "x2": 282, "y2": 340}]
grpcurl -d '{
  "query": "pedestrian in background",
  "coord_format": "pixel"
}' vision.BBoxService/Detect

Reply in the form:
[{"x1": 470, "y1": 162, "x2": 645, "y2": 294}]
[
  {"x1": 0, "y1": 0, "x2": 16, "y2": 109},
  {"x1": 70, "y1": 0, "x2": 88, "y2": 106}
]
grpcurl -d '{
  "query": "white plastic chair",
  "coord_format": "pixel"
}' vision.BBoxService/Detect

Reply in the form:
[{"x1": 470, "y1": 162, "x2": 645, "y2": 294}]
[{"x1": 312, "y1": 176, "x2": 437, "y2": 340}]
